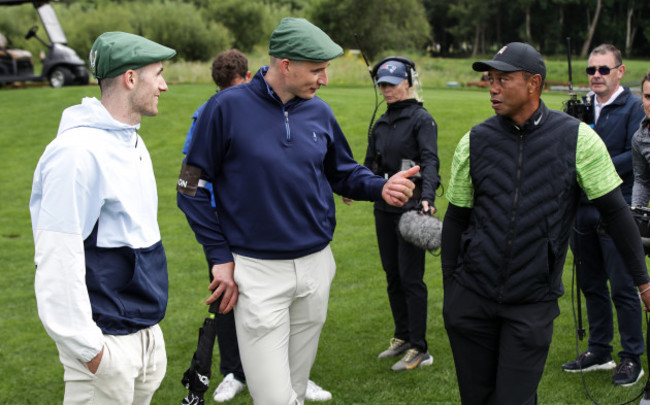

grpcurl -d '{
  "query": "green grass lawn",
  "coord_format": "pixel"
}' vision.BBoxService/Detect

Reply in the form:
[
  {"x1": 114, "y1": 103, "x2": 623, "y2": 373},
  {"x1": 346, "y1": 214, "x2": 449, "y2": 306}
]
[{"x1": 1, "y1": 82, "x2": 648, "y2": 404}]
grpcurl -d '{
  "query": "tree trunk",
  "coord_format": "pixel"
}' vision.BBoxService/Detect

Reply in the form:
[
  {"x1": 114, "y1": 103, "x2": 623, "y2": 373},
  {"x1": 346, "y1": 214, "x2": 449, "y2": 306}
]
[
  {"x1": 580, "y1": 0, "x2": 602, "y2": 57},
  {"x1": 471, "y1": 22, "x2": 480, "y2": 57},
  {"x1": 525, "y1": 6, "x2": 532, "y2": 43},
  {"x1": 480, "y1": 24, "x2": 486, "y2": 54},
  {"x1": 625, "y1": 0, "x2": 635, "y2": 57},
  {"x1": 496, "y1": 10, "x2": 502, "y2": 45}
]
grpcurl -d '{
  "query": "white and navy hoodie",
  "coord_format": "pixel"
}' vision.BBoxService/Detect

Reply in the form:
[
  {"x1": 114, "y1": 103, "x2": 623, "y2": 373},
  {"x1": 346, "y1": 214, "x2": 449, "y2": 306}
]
[{"x1": 30, "y1": 97, "x2": 168, "y2": 362}]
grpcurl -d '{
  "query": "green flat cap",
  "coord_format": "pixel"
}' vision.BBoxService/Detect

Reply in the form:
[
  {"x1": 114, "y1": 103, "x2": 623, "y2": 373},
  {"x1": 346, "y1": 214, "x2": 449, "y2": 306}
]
[
  {"x1": 269, "y1": 17, "x2": 343, "y2": 62},
  {"x1": 89, "y1": 32, "x2": 176, "y2": 79}
]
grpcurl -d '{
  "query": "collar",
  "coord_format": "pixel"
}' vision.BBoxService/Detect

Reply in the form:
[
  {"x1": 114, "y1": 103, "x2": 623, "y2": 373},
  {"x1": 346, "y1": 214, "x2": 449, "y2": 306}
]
[
  {"x1": 643, "y1": 117, "x2": 650, "y2": 131},
  {"x1": 378, "y1": 99, "x2": 420, "y2": 125},
  {"x1": 594, "y1": 85, "x2": 625, "y2": 108},
  {"x1": 254, "y1": 66, "x2": 305, "y2": 108},
  {"x1": 386, "y1": 99, "x2": 420, "y2": 111},
  {"x1": 592, "y1": 86, "x2": 626, "y2": 124},
  {"x1": 500, "y1": 100, "x2": 548, "y2": 133}
]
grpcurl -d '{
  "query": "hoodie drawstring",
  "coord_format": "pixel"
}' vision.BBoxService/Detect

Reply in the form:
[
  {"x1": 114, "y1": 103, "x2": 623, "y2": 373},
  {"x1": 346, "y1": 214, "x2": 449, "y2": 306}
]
[{"x1": 141, "y1": 326, "x2": 157, "y2": 383}]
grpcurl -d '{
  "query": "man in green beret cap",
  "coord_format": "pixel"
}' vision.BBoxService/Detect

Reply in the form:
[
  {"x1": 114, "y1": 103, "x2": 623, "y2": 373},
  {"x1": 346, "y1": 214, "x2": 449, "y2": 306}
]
[
  {"x1": 90, "y1": 31, "x2": 176, "y2": 80},
  {"x1": 178, "y1": 17, "x2": 419, "y2": 403},
  {"x1": 30, "y1": 31, "x2": 175, "y2": 404},
  {"x1": 268, "y1": 17, "x2": 344, "y2": 62}
]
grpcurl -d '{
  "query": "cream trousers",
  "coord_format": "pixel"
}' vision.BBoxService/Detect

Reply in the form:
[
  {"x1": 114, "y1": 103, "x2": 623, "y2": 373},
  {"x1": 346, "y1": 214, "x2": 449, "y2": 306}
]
[
  {"x1": 58, "y1": 324, "x2": 166, "y2": 405},
  {"x1": 233, "y1": 245, "x2": 336, "y2": 405}
]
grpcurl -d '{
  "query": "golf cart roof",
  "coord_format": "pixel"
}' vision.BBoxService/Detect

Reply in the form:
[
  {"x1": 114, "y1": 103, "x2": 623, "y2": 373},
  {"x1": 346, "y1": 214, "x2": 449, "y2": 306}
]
[
  {"x1": 0, "y1": 1, "x2": 67, "y2": 44},
  {"x1": 0, "y1": 1, "x2": 49, "y2": 5}
]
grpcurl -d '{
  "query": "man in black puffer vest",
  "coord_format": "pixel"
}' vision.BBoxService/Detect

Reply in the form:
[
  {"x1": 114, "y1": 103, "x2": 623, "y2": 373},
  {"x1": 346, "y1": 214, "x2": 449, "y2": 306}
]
[{"x1": 441, "y1": 42, "x2": 650, "y2": 405}]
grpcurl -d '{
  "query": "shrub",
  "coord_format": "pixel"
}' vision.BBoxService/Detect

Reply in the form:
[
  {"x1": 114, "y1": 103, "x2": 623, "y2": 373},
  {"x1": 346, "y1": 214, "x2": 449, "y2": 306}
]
[
  {"x1": 206, "y1": 0, "x2": 274, "y2": 52},
  {"x1": 131, "y1": 1, "x2": 233, "y2": 61}
]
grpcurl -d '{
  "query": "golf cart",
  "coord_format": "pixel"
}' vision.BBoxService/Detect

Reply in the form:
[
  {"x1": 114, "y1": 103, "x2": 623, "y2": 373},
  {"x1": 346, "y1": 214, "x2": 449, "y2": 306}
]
[{"x1": 0, "y1": 0, "x2": 88, "y2": 87}]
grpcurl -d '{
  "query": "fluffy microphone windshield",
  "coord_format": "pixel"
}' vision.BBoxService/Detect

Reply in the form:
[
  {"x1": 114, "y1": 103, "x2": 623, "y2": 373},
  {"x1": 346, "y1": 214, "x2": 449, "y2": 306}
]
[{"x1": 398, "y1": 210, "x2": 443, "y2": 252}]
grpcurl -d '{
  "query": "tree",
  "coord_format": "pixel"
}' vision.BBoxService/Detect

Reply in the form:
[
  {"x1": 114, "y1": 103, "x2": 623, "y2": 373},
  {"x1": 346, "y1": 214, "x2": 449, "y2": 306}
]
[
  {"x1": 580, "y1": 0, "x2": 602, "y2": 57},
  {"x1": 518, "y1": 0, "x2": 536, "y2": 44},
  {"x1": 132, "y1": 1, "x2": 233, "y2": 61},
  {"x1": 310, "y1": 0, "x2": 430, "y2": 61},
  {"x1": 447, "y1": 0, "x2": 493, "y2": 57},
  {"x1": 422, "y1": 0, "x2": 456, "y2": 56},
  {"x1": 624, "y1": 0, "x2": 646, "y2": 57},
  {"x1": 205, "y1": 0, "x2": 275, "y2": 52}
]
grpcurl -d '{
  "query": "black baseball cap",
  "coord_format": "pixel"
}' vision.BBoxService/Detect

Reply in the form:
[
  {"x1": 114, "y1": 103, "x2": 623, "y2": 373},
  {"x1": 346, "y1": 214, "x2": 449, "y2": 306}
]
[{"x1": 472, "y1": 42, "x2": 546, "y2": 80}]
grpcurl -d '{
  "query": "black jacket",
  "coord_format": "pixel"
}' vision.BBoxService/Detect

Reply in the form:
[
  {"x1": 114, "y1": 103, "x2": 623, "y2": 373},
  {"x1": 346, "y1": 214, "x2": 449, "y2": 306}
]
[{"x1": 364, "y1": 99, "x2": 440, "y2": 213}]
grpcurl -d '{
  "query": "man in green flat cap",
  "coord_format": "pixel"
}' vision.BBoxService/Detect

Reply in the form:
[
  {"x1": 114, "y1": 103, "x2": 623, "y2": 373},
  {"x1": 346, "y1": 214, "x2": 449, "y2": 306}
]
[
  {"x1": 30, "y1": 31, "x2": 175, "y2": 404},
  {"x1": 178, "y1": 17, "x2": 419, "y2": 404}
]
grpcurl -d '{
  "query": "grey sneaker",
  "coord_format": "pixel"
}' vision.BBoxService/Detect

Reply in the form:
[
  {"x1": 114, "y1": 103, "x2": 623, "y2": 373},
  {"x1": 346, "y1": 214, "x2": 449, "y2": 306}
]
[
  {"x1": 391, "y1": 348, "x2": 433, "y2": 371},
  {"x1": 378, "y1": 338, "x2": 411, "y2": 359}
]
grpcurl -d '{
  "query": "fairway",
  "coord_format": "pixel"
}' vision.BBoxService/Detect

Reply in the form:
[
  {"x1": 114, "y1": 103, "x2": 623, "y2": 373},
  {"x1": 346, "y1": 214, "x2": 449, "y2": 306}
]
[{"x1": 1, "y1": 83, "x2": 647, "y2": 404}]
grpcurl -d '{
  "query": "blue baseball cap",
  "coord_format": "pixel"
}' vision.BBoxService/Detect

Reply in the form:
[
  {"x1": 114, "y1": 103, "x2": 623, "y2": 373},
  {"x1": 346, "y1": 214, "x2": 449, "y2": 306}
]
[{"x1": 376, "y1": 60, "x2": 409, "y2": 85}]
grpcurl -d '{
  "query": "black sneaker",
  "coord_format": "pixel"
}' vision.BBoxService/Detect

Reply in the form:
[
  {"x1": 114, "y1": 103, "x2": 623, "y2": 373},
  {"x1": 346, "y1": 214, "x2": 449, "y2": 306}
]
[
  {"x1": 612, "y1": 358, "x2": 645, "y2": 387},
  {"x1": 562, "y1": 351, "x2": 616, "y2": 373}
]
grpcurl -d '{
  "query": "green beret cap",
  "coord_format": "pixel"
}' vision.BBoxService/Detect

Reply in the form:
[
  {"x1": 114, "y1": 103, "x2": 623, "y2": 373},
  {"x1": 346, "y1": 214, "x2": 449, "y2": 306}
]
[
  {"x1": 269, "y1": 17, "x2": 343, "y2": 62},
  {"x1": 89, "y1": 32, "x2": 176, "y2": 79}
]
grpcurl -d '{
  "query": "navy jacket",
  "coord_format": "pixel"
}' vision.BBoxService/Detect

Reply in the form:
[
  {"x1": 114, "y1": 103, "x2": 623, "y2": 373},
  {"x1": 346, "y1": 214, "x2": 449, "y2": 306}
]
[
  {"x1": 178, "y1": 67, "x2": 386, "y2": 264},
  {"x1": 590, "y1": 87, "x2": 644, "y2": 202}
]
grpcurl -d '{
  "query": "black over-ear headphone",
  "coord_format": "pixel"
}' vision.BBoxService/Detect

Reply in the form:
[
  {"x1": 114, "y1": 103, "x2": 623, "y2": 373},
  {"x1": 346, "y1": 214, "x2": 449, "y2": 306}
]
[{"x1": 371, "y1": 56, "x2": 416, "y2": 87}]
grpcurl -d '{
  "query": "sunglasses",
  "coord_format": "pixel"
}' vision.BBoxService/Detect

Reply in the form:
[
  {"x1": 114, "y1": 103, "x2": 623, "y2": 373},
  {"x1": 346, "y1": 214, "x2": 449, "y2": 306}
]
[{"x1": 586, "y1": 65, "x2": 621, "y2": 76}]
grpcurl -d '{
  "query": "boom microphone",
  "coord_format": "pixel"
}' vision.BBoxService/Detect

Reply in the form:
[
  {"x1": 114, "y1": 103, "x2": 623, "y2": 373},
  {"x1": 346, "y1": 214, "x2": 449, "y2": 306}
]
[{"x1": 398, "y1": 210, "x2": 442, "y2": 252}]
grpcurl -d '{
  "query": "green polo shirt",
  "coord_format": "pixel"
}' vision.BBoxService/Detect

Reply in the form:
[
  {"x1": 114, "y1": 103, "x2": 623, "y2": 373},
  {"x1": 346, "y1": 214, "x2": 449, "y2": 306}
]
[{"x1": 446, "y1": 122, "x2": 622, "y2": 208}]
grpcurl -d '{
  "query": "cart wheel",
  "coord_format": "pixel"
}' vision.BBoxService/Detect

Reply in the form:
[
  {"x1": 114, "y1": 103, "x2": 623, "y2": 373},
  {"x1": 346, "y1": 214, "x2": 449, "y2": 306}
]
[
  {"x1": 75, "y1": 69, "x2": 89, "y2": 85},
  {"x1": 49, "y1": 67, "x2": 72, "y2": 88}
]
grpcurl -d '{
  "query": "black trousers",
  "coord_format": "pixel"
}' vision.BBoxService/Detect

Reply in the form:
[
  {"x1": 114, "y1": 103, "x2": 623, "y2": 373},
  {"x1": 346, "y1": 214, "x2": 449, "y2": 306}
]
[
  {"x1": 443, "y1": 279, "x2": 559, "y2": 405},
  {"x1": 374, "y1": 209, "x2": 428, "y2": 352},
  {"x1": 572, "y1": 204, "x2": 644, "y2": 362}
]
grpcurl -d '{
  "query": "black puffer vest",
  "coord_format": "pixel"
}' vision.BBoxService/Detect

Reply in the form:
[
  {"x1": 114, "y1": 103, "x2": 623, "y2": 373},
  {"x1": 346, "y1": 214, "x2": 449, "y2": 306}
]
[{"x1": 457, "y1": 102, "x2": 582, "y2": 303}]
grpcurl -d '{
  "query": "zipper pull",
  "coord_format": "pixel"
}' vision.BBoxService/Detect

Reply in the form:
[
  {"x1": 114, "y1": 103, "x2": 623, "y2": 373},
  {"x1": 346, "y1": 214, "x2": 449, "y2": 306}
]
[{"x1": 284, "y1": 110, "x2": 291, "y2": 141}]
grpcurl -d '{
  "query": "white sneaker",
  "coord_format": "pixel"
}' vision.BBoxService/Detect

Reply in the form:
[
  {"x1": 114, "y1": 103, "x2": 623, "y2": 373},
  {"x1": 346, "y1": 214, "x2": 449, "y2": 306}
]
[
  {"x1": 212, "y1": 373, "x2": 245, "y2": 402},
  {"x1": 305, "y1": 380, "x2": 332, "y2": 401}
]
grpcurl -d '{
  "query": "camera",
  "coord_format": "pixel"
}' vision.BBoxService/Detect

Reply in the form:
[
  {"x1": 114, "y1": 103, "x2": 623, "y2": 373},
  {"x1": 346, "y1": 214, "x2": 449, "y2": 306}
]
[
  {"x1": 563, "y1": 93, "x2": 594, "y2": 125},
  {"x1": 631, "y1": 206, "x2": 650, "y2": 256},
  {"x1": 562, "y1": 37, "x2": 594, "y2": 126}
]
